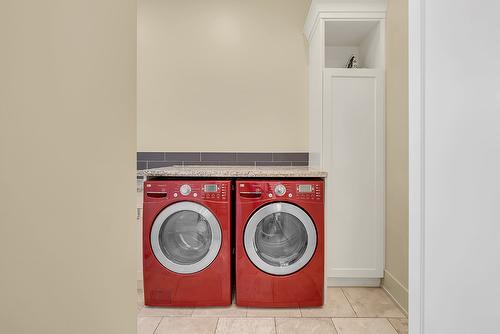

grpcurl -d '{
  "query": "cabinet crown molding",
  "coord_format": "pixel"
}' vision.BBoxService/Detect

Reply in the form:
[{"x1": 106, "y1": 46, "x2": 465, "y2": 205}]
[{"x1": 304, "y1": 0, "x2": 387, "y2": 41}]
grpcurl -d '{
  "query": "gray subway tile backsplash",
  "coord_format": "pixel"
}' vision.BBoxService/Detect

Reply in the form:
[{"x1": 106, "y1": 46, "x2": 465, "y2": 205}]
[
  {"x1": 212, "y1": 161, "x2": 256, "y2": 166},
  {"x1": 236, "y1": 153, "x2": 273, "y2": 162},
  {"x1": 147, "y1": 161, "x2": 182, "y2": 169},
  {"x1": 137, "y1": 152, "x2": 165, "y2": 161},
  {"x1": 137, "y1": 152, "x2": 308, "y2": 170},
  {"x1": 256, "y1": 161, "x2": 293, "y2": 166},
  {"x1": 182, "y1": 161, "x2": 220, "y2": 166},
  {"x1": 165, "y1": 152, "x2": 201, "y2": 161},
  {"x1": 272, "y1": 152, "x2": 309, "y2": 162},
  {"x1": 201, "y1": 152, "x2": 238, "y2": 161}
]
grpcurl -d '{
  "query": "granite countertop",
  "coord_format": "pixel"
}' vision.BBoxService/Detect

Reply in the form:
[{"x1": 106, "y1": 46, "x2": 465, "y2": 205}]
[{"x1": 137, "y1": 165, "x2": 327, "y2": 178}]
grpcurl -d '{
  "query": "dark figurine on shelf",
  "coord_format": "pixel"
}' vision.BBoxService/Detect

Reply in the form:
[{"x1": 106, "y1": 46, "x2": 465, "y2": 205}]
[{"x1": 346, "y1": 54, "x2": 358, "y2": 68}]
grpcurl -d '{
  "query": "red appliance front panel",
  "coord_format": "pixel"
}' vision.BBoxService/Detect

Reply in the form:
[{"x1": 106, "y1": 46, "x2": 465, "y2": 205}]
[
  {"x1": 142, "y1": 180, "x2": 231, "y2": 307},
  {"x1": 235, "y1": 179, "x2": 325, "y2": 307}
]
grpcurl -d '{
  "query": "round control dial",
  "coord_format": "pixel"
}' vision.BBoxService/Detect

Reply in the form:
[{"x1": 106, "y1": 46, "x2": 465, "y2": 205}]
[
  {"x1": 274, "y1": 184, "x2": 286, "y2": 196},
  {"x1": 179, "y1": 184, "x2": 192, "y2": 196}
]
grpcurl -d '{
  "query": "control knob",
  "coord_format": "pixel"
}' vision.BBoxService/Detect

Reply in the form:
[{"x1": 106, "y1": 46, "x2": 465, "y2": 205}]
[
  {"x1": 274, "y1": 184, "x2": 286, "y2": 196},
  {"x1": 179, "y1": 184, "x2": 192, "y2": 196}
]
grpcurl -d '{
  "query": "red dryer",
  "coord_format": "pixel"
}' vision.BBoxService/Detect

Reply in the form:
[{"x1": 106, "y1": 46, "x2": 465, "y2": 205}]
[
  {"x1": 235, "y1": 179, "x2": 324, "y2": 307},
  {"x1": 143, "y1": 180, "x2": 231, "y2": 306}
]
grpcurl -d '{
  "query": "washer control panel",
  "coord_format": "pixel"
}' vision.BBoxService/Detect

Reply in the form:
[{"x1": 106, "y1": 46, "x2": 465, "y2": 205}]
[
  {"x1": 239, "y1": 181, "x2": 323, "y2": 201},
  {"x1": 144, "y1": 181, "x2": 229, "y2": 202},
  {"x1": 200, "y1": 182, "x2": 228, "y2": 201},
  {"x1": 295, "y1": 183, "x2": 322, "y2": 200}
]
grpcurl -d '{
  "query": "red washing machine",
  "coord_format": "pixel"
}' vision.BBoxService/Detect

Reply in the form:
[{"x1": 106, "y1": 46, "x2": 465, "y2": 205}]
[
  {"x1": 143, "y1": 180, "x2": 231, "y2": 306},
  {"x1": 235, "y1": 179, "x2": 324, "y2": 307}
]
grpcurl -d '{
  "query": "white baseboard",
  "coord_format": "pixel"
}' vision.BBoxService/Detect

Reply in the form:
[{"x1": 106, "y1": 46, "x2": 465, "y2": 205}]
[
  {"x1": 327, "y1": 277, "x2": 381, "y2": 287},
  {"x1": 381, "y1": 269, "x2": 408, "y2": 314}
]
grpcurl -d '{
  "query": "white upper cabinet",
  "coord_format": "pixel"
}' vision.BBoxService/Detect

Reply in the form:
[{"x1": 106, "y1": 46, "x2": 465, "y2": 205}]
[{"x1": 305, "y1": 0, "x2": 386, "y2": 286}]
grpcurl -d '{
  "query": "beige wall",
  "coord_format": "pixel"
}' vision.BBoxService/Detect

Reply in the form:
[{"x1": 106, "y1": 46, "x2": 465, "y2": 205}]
[
  {"x1": 0, "y1": 1, "x2": 137, "y2": 333},
  {"x1": 138, "y1": 0, "x2": 311, "y2": 152},
  {"x1": 384, "y1": 0, "x2": 409, "y2": 312}
]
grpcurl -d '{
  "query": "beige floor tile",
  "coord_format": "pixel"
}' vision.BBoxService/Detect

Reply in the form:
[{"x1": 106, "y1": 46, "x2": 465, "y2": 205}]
[
  {"x1": 246, "y1": 307, "x2": 301, "y2": 318},
  {"x1": 192, "y1": 303, "x2": 247, "y2": 317},
  {"x1": 216, "y1": 318, "x2": 275, "y2": 334},
  {"x1": 138, "y1": 306, "x2": 193, "y2": 317},
  {"x1": 333, "y1": 318, "x2": 398, "y2": 334},
  {"x1": 155, "y1": 317, "x2": 218, "y2": 334},
  {"x1": 342, "y1": 288, "x2": 405, "y2": 318},
  {"x1": 137, "y1": 316, "x2": 161, "y2": 334},
  {"x1": 388, "y1": 318, "x2": 408, "y2": 334},
  {"x1": 276, "y1": 318, "x2": 337, "y2": 334},
  {"x1": 301, "y1": 288, "x2": 356, "y2": 318}
]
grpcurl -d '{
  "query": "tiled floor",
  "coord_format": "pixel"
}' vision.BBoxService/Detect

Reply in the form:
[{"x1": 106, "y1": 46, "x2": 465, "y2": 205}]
[
  {"x1": 136, "y1": 185, "x2": 407, "y2": 333},
  {"x1": 137, "y1": 287, "x2": 408, "y2": 334}
]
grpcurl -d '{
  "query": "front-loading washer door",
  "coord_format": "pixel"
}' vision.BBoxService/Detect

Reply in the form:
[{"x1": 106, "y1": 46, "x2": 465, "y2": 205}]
[
  {"x1": 151, "y1": 201, "x2": 222, "y2": 274},
  {"x1": 244, "y1": 202, "x2": 317, "y2": 276}
]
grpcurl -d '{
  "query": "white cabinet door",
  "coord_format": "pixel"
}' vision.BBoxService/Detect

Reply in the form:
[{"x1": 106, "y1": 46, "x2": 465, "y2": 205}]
[{"x1": 323, "y1": 69, "x2": 385, "y2": 279}]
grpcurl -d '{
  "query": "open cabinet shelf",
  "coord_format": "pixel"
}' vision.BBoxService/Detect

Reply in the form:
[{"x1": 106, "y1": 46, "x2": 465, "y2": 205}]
[{"x1": 325, "y1": 20, "x2": 384, "y2": 69}]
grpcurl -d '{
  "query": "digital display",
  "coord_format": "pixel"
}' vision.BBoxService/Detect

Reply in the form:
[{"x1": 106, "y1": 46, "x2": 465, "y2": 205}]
[
  {"x1": 298, "y1": 184, "x2": 313, "y2": 193},
  {"x1": 203, "y1": 184, "x2": 218, "y2": 193}
]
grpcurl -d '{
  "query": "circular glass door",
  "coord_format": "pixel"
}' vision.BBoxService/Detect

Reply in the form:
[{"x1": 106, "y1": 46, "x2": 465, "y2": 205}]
[
  {"x1": 150, "y1": 201, "x2": 221, "y2": 274},
  {"x1": 244, "y1": 202, "x2": 317, "y2": 275}
]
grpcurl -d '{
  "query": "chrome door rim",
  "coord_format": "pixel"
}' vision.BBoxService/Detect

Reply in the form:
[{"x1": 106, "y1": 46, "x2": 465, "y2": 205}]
[
  {"x1": 244, "y1": 202, "x2": 317, "y2": 275},
  {"x1": 151, "y1": 201, "x2": 222, "y2": 274}
]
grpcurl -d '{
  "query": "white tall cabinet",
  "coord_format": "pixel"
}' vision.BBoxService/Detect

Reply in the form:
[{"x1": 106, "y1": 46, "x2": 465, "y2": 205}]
[{"x1": 305, "y1": 0, "x2": 386, "y2": 286}]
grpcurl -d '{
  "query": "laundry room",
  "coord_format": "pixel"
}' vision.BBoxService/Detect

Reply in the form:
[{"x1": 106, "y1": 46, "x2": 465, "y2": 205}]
[
  {"x1": 136, "y1": 1, "x2": 408, "y2": 333},
  {"x1": 4, "y1": 0, "x2": 500, "y2": 334}
]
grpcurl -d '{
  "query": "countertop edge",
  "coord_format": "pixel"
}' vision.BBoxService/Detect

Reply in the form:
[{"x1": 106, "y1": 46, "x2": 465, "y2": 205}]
[{"x1": 137, "y1": 166, "x2": 327, "y2": 178}]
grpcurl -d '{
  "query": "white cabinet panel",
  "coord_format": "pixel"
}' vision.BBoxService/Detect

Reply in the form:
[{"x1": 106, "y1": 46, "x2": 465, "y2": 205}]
[{"x1": 324, "y1": 69, "x2": 385, "y2": 278}]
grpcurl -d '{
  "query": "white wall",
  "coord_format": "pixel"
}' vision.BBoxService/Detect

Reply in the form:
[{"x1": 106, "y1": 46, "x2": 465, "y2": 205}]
[
  {"x1": 137, "y1": 0, "x2": 311, "y2": 152},
  {"x1": 0, "y1": 1, "x2": 137, "y2": 333},
  {"x1": 411, "y1": 0, "x2": 500, "y2": 332}
]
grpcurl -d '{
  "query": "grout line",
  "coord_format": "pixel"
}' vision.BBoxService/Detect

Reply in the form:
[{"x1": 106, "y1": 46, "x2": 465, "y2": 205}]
[
  {"x1": 152, "y1": 316, "x2": 163, "y2": 334},
  {"x1": 386, "y1": 318, "x2": 400, "y2": 334},
  {"x1": 213, "y1": 317, "x2": 220, "y2": 334},
  {"x1": 274, "y1": 317, "x2": 277, "y2": 334},
  {"x1": 331, "y1": 317, "x2": 340, "y2": 333},
  {"x1": 340, "y1": 288, "x2": 358, "y2": 317}
]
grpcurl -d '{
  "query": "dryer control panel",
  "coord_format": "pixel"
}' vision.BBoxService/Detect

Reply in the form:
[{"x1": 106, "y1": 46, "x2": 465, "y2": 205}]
[
  {"x1": 295, "y1": 183, "x2": 322, "y2": 200},
  {"x1": 144, "y1": 180, "x2": 229, "y2": 202},
  {"x1": 200, "y1": 182, "x2": 228, "y2": 201},
  {"x1": 238, "y1": 181, "x2": 323, "y2": 201}
]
